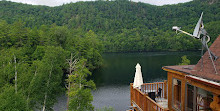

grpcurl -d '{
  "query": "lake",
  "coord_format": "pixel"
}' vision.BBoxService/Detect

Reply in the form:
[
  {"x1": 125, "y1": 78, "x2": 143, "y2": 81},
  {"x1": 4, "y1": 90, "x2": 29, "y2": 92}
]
[
  {"x1": 53, "y1": 51, "x2": 201, "y2": 111},
  {"x1": 91, "y1": 51, "x2": 200, "y2": 111}
]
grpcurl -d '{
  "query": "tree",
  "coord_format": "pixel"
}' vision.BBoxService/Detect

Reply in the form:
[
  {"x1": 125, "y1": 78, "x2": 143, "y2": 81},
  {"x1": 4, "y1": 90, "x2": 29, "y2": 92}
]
[
  {"x1": 179, "y1": 55, "x2": 190, "y2": 65},
  {"x1": 27, "y1": 46, "x2": 66, "y2": 110},
  {"x1": 0, "y1": 85, "x2": 28, "y2": 111},
  {"x1": 40, "y1": 46, "x2": 66, "y2": 111},
  {"x1": 66, "y1": 53, "x2": 78, "y2": 109},
  {"x1": 0, "y1": 20, "x2": 10, "y2": 49},
  {"x1": 67, "y1": 58, "x2": 95, "y2": 111},
  {"x1": 8, "y1": 20, "x2": 27, "y2": 47}
]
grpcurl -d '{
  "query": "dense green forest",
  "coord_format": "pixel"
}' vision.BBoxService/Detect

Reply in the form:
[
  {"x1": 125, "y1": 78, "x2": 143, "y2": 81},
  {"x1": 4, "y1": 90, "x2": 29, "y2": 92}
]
[
  {"x1": 0, "y1": 0, "x2": 220, "y2": 110},
  {"x1": 0, "y1": 20, "x2": 103, "y2": 110},
  {"x1": 0, "y1": 0, "x2": 220, "y2": 52}
]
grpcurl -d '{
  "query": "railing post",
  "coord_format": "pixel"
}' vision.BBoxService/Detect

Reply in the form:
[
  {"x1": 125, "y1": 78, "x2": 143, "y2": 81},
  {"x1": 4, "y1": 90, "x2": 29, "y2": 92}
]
[
  {"x1": 130, "y1": 83, "x2": 133, "y2": 106},
  {"x1": 164, "y1": 80, "x2": 167, "y2": 99},
  {"x1": 134, "y1": 88, "x2": 136, "y2": 103},
  {"x1": 144, "y1": 93, "x2": 147, "y2": 111},
  {"x1": 137, "y1": 89, "x2": 140, "y2": 106},
  {"x1": 140, "y1": 91, "x2": 143, "y2": 109},
  {"x1": 156, "y1": 83, "x2": 158, "y2": 95}
]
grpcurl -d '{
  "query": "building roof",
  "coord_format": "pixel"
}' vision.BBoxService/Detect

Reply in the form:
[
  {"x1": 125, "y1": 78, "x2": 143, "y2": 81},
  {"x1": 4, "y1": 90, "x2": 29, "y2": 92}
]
[
  {"x1": 163, "y1": 65, "x2": 195, "y2": 75},
  {"x1": 163, "y1": 36, "x2": 220, "y2": 83},
  {"x1": 191, "y1": 36, "x2": 220, "y2": 82}
]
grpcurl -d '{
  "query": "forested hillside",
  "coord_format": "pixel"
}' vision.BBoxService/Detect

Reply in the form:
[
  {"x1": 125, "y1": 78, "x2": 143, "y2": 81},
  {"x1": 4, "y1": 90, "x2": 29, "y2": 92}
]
[
  {"x1": 0, "y1": 0, "x2": 220, "y2": 52},
  {"x1": 0, "y1": 21, "x2": 103, "y2": 110},
  {"x1": 0, "y1": 0, "x2": 220, "y2": 110}
]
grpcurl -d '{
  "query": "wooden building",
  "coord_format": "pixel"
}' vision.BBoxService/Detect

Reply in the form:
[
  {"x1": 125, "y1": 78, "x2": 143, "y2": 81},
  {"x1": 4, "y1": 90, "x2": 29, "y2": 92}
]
[{"x1": 130, "y1": 36, "x2": 220, "y2": 111}]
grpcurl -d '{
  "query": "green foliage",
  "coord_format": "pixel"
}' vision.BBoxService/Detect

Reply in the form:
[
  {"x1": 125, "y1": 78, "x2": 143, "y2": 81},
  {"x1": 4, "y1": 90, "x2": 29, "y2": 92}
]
[
  {"x1": 65, "y1": 29, "x2": 103, "y2": 69},
  {"x1": 0, "y1": 19, "x2": 102, "y2": 110},
  {"x1": 28, "y1": 46, "x2": 66, "y2": 110},
  {"x1": 0, "y1": 0, "x2": 219, "y2": 52},
  {"x1": 0, "y1": 0, "x2": 219, "y2": 110},
  {"x1": 206, "y1": 21, "x2": 220, "y2": 43},
  {"x1": 0, "y1": 85, "x2": 28, "y2": 111},
  {"x1": 67, "y1": 59, "x2": 96, "y2": 111},
  {"x1": 68, "y1": 88, "x2": 94, "y2": 111},
  {"x1": 179, "y1": 55, "x2": 190, "y2": 65}
]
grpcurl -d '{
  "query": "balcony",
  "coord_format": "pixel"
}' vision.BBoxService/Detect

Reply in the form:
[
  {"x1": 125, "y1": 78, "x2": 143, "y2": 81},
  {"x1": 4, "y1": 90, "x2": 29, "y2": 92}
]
[{"x1": 130, "y1": 81, "x2": 169, "y2": 111}]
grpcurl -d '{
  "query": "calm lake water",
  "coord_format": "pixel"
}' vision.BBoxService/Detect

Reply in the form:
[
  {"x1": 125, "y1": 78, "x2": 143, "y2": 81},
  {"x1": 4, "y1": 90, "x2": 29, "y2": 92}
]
[
  {"x1": 54, "y1": 51, "x2": 200, "y2": 111},
  {"x1": 91, "y1": 51, "x2": 200, "y2": 111}
]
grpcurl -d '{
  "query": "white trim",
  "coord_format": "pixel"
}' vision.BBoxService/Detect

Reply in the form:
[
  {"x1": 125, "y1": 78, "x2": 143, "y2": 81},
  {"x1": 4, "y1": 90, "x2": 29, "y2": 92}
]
[{"x1": 187, "y1": 75, "x2": 220, "y2": 86}]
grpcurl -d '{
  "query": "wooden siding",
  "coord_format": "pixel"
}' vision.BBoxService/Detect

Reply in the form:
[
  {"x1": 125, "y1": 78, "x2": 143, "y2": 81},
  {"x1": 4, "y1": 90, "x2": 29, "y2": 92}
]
[
  {"x1": 164, "y1": 68, "x2": 220, "y2": 111},
  {"x1": 164, "y1": 68, "x2": 220, "y2": 95}
]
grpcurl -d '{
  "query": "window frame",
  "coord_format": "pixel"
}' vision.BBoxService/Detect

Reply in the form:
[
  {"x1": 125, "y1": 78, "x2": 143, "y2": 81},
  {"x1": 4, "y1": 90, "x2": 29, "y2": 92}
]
[
  {"x1": 185, "y1": 83, "x2": 197, "y2": 111},
  {"x1": 172, "y1": 78, "x2": 182, "y2": 111}
]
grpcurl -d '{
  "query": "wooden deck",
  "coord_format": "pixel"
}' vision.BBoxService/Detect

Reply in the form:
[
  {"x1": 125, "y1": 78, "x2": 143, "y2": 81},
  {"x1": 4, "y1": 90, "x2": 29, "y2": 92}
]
[{"x1": 130, "y1": 81, "x2": 169, "y2": 111}]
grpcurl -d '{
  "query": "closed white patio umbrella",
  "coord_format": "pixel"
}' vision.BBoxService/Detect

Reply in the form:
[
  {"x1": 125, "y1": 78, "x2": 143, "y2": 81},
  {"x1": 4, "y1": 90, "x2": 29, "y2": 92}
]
[{"x1": 133, "y1": 63, "x2": 143, "y2": 89}]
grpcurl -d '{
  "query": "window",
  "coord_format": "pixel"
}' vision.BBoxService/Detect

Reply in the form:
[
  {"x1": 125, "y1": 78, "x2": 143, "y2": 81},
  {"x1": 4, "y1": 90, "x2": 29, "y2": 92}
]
[
  {"x1": 196, "y1": 88, "x2": 213, "y2": 111},
  {"x1": 172, "y1": 78, "x2": 181, "y2": 110},
  {"x1": 186, "y1": 84, "x2": 195, "y2": 111},
  {"x1": 186, "y1": 84, "x2": 213, "y2": 111}
]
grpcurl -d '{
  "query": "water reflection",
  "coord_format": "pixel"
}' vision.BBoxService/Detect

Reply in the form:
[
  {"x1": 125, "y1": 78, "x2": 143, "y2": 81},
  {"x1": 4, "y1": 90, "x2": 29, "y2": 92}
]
[
  {"x1": 92, "y1": 52, "x2": 200, "y2": 86},
  {"x1": 54, "y1": 52, "x2": 200, "y2": 111},
  {"x1": 92, "y1": 85, "x2": 130, "y2": 111},
  {"x1": 91, "y1": 51, "x2": 200, "y2": 110}
]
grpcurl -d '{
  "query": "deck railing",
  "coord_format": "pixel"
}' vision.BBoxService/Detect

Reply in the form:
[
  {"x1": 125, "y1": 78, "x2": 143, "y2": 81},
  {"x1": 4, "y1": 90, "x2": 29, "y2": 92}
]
[
  {"x1": 141, "y1": 80, "x2": 167, "y2": 99},
  {"x1": 130, "y1": 81, "x2": 168, "y2": 111}
]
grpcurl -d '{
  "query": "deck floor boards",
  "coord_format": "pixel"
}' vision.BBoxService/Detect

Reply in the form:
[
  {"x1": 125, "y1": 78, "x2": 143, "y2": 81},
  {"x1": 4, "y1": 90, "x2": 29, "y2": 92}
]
[{"x1": 155, "y1": 98, "x2": 168, "y2": 109}]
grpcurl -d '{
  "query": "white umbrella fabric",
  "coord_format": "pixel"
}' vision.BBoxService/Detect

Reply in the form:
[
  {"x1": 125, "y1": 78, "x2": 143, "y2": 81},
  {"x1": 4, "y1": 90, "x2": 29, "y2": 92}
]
[{"x1": 133, "y1": 63, "x2": 143, "y2": 89}]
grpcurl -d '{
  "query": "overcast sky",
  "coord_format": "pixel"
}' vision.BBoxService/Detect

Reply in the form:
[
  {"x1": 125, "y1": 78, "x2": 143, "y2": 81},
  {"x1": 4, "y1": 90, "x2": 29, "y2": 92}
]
[{"x1": 5, "y1": 0, "x2": 193, "y2": 6}]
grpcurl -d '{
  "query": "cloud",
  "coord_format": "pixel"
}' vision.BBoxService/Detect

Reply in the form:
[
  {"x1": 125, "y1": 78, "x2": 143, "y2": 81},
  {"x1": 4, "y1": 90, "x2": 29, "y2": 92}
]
[{"x1": 5, "y1": 0, "x2": 193, "y2": 6}]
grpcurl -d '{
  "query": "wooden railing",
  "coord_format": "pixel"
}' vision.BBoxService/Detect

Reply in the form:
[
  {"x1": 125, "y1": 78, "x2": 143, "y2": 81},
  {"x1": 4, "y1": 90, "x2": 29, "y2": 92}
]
[
  {"x1": 130, "y1": 81, "x2": 169, "y2": 111},
  {"x1": 141, "y1": 80, "x2": 167, "y2": 99}
]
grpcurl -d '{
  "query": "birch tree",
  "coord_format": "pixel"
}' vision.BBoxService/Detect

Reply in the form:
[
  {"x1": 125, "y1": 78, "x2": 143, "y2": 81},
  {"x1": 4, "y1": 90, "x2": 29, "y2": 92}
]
[
  {"x1": 67, "y1": 58, "x2": 95, "y2": 111},
  {"x1": 0, "y1": 48, "x2": 29, "y2": 111},
  {"x1": 26, "y1": 46, "x2": 66, "y2": 110},
  {"x1": 66, "y1": 53, "x2": 78, "y2": 110},
  {"x1": 40, "y1": 46, "x2": 66, "y2": 111}
]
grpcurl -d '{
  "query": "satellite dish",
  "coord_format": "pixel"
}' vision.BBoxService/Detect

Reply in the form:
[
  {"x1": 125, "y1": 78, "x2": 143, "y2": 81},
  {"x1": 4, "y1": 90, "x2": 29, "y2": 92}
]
[
  {"x1": 172, "y1": 12, "x2": 219, "y2": 74},
  {"x1": 193, "y1": 12, "x2": 203, "y2": 39},
  {"x1": 172, "y1": 12, "x2": 205, "y2": 39}
]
